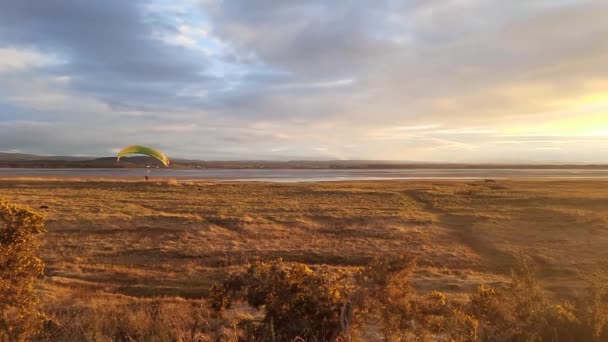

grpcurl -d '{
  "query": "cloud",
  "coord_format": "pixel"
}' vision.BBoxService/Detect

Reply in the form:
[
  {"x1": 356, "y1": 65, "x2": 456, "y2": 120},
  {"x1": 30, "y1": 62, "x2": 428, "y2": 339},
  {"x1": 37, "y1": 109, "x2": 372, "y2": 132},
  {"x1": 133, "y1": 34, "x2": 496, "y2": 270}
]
[
  {"x1": 0, "y1": 0, "x2": 606, "y2": 162},
  {"x1": 0, "y1": 0, "x2": 216, "y2": 111},
  {"x1": 0, "y1": 47, "x2": 58, "y2": 72}
]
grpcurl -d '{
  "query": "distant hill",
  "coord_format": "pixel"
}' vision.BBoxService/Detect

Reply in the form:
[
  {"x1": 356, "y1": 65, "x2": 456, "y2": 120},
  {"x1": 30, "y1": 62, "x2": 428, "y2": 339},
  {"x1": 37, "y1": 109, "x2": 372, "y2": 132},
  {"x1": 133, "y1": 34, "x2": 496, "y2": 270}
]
[
  {"x1": 0, "y1": 154, "x2": 166, "y2": 168},
  {"x1": 0, "y1": 152, "x2": 605, "y2": 169},
  {"x1": 0, "y1": 152, "x2": 91, "y2": 161}
]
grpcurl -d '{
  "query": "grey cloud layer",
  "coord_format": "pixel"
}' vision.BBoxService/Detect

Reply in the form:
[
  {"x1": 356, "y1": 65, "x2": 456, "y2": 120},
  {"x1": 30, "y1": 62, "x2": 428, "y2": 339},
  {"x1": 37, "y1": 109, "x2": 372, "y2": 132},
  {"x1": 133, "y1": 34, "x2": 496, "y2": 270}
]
[{"x1": 0, "y1": 0, "x2": 606, "y2": 161}]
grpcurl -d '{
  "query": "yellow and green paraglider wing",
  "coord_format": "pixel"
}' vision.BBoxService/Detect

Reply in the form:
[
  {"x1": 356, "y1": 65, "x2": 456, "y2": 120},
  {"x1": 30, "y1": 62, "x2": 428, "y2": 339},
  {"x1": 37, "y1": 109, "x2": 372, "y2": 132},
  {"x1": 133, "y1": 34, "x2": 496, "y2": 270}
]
[{"x1": 116, "y1": 145, "x2": 170, "y2": 167}]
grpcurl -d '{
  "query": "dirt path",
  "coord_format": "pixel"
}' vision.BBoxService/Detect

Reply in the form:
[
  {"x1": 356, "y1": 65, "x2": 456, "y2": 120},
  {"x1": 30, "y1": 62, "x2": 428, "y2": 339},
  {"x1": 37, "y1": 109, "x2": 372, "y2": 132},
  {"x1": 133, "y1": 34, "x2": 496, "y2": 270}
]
[{"x1": 406, "y1": 189, "x2": 516, "y2": 273}]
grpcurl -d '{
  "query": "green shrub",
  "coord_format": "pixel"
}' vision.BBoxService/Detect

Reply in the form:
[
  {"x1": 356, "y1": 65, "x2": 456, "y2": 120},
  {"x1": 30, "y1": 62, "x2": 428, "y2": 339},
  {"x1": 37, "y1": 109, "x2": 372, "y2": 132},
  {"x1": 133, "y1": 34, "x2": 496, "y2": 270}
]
[
  {"x1": 0, "y1": 199, "x2": 46, "y2": 340},
  {"x1": 351, "y1": 256, "x2": 422, "y2": 340},
  {"x1": 211, "y1": 259, "x2": 352, "y2": 341}
]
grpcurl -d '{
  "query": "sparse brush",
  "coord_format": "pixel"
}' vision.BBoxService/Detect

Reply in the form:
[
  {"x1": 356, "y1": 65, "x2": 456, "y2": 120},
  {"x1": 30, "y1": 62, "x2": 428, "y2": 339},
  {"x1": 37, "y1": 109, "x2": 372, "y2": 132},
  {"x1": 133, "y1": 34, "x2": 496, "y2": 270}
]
[
  {"x1": 352, "y1": 256, "x2": 477, "y2": 341},
  {"x1": 546, "y1": 270, "x2": 608, "y2": 341},
  {"x1": 36, "y1": 296, "x2": 234, "y2": 342},
  {"x1": 156, "y1": 178, "x2": 180, "y2": 186},
  {"x1": 468, "y1": 255, "x2": 608, "y2": 342}
]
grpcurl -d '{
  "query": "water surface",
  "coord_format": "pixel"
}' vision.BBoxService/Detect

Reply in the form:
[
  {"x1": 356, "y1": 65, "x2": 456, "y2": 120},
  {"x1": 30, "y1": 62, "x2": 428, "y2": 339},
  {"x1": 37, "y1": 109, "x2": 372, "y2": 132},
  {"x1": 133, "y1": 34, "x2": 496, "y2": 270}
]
[{"x1": 1, "y1": 168, "x2": 608, "y2": 182}]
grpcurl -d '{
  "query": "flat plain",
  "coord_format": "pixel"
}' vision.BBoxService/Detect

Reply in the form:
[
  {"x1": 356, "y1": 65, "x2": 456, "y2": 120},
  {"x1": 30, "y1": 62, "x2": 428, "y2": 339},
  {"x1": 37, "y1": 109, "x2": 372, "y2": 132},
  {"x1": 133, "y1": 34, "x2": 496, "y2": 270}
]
[{"x1": 3, "y1": 178, "x2": 608, "y2": 330}]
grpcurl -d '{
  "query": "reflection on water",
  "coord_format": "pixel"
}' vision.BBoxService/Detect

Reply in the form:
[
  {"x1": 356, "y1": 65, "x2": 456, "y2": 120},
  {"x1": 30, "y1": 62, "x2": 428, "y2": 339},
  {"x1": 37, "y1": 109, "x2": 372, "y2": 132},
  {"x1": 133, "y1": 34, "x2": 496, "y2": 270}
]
[{"x1": 1, "y1": 168, "x2": 608, "y2": 182}]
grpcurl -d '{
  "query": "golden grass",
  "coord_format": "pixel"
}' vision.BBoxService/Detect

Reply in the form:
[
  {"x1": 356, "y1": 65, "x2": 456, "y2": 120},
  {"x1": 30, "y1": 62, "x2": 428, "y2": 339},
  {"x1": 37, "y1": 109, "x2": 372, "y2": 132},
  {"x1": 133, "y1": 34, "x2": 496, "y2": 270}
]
[{"x1": 2, "y1": 179, "x2": 608, "y2": 337}]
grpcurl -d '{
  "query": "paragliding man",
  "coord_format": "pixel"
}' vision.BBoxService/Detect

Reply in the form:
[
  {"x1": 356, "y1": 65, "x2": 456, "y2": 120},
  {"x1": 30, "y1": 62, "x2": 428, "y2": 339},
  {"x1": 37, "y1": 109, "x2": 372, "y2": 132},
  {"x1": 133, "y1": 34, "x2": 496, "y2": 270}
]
[{"x1": 116, "y1": 145, "x2": 170, "y2": 181}]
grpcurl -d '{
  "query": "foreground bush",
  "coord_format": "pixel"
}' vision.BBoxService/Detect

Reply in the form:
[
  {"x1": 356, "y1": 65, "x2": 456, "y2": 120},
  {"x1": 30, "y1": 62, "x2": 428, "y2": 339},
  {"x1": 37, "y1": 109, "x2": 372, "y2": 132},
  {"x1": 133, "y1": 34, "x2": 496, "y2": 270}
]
[
  {"x1": 0, "y1": 199, "x2": 46, "y2": 340},
  {"x1": 212, "y1": 256, "x2": 608, "y2": 342},
  {"x1": 211, "y1": 256, "x2": 477, "y2": 341},
  {"x1": 211, "y1": 260, "x2": 352, "y2": 341},
  {"x1": 28, "y1": 255, "x2": 608, "y2": 341}
]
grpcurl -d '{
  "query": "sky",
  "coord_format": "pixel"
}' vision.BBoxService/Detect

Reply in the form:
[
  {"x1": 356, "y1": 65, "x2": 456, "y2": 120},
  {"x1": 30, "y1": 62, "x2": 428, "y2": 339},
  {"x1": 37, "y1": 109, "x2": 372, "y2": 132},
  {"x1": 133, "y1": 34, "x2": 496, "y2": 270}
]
[{"x1": 0, "y1": 0, "x2": 607, "y2": 162}]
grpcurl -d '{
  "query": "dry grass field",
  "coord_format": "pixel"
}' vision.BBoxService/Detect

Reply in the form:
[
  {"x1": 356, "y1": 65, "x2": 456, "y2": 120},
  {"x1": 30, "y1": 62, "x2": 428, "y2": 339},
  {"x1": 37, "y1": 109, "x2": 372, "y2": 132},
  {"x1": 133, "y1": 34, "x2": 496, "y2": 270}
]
[{"x1": 2, "y1": 178, "x2": 608, "y2": 339}]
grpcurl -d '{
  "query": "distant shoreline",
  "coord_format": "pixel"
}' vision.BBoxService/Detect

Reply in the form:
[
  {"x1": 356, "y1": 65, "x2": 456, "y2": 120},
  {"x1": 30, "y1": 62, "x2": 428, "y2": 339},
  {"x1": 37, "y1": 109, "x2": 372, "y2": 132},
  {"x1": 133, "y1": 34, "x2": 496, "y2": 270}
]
[{"x1": 1, "y1": 167, "x2": 608, "y2": 182}]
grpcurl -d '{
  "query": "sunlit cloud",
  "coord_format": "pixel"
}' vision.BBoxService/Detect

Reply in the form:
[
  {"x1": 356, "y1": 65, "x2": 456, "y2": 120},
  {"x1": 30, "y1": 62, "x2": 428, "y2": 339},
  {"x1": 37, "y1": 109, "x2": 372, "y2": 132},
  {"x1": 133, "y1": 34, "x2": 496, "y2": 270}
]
[
  {"x1": 0, "y1": 47, "x2": 59, "y2": 72},
  {"x1": 270, "y1": 78, "x2": 355, "y2": 90}
]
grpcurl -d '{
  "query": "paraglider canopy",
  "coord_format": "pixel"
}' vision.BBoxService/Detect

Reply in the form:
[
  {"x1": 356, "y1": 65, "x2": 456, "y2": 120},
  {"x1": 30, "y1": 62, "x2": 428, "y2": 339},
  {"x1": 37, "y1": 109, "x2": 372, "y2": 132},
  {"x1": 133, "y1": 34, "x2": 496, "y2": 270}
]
[{"x1": 116, "y1": 145, "x2": 170, "y2": 167}]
